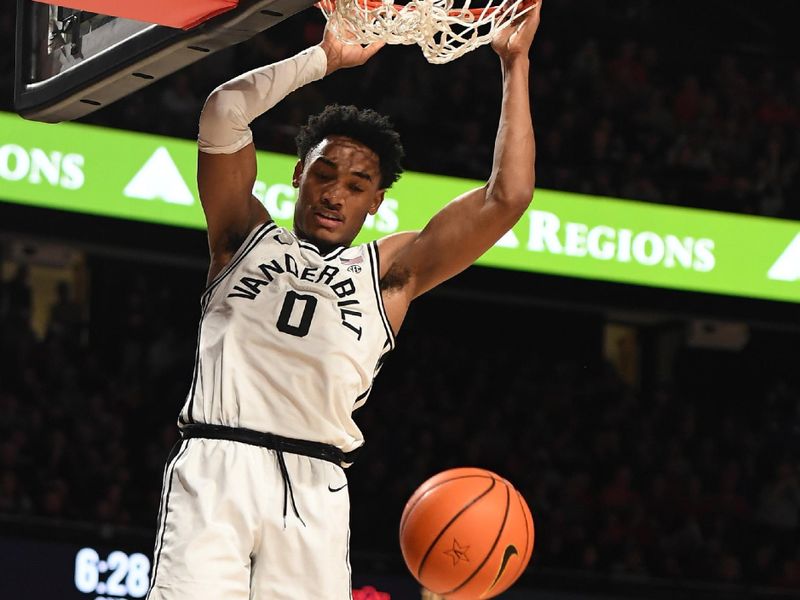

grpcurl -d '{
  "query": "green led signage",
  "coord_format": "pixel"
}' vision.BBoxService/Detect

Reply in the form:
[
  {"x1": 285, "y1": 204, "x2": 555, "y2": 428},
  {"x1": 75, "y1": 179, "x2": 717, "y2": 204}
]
[{"x1": 1, "y1": 112, "x2": 798, "y2": 303}]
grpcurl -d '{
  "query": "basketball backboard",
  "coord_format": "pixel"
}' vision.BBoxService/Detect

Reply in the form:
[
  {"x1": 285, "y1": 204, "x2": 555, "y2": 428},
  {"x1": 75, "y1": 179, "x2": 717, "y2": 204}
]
[{"x1": 14, "y1": 0, "x2": 315, "y2": 123}]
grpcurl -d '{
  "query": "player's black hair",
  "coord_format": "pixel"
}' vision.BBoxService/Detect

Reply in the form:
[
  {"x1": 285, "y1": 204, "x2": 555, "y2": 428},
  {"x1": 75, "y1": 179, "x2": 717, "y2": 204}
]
[{"x1": 295, "y1": 104, "x2": 404, "y2": 189}]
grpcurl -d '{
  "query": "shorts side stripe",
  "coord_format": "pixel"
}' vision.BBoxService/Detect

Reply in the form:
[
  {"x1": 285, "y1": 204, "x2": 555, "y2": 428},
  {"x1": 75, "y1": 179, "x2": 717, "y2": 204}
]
[
  {"x1": 347, "y1": 526, "x2": 353, "y2": 600},
  {"x1": 146, "y1": 439, "x2": 190, "y2": 598}
]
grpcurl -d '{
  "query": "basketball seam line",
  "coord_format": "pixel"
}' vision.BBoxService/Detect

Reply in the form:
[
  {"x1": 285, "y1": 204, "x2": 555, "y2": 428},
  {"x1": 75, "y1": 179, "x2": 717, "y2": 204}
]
[
  {"x1": 399, "y1": 474, "x2": 495, "y2": 538},
  {"x1": 416, "y1": 477, "x2": 496, "y2": 581},
  {"x1": 445, "y1": 481, "x2": 511, "y2": 595}
]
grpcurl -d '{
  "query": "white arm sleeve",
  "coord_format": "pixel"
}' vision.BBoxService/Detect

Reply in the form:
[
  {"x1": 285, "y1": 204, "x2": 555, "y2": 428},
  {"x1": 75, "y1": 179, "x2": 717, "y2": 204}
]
[{"x1": 197, "y1": 45, "x2": 328, "y2": 155}]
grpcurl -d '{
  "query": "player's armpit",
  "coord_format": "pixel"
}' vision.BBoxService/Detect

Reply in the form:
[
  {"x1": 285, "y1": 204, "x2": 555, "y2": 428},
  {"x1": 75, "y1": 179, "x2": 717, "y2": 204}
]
[
  {"x1": 388, "y1": 185, "x2": 531, "y2": 300},
  {"x1": 376, "y1": 231, "x2": 417, "y2": 280},
  {"x1": 375, "y1": 231, "x2": 417, "y2": 334}
]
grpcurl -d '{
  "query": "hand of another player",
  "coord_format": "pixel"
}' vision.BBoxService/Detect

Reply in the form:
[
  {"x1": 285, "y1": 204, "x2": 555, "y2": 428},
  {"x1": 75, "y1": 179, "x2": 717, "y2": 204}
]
[
  {"x1": 491, "y1": 0, "x2": 542, "y2": 63},
  {"x1": 319, "y1": 24, "x2": 385, "y2": 75}
]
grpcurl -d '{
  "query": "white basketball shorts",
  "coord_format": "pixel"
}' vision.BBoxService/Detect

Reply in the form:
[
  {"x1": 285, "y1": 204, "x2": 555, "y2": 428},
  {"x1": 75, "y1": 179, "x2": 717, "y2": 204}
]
[{"x1": 146, "y1": 438, "x2": 352, "y2": 600}]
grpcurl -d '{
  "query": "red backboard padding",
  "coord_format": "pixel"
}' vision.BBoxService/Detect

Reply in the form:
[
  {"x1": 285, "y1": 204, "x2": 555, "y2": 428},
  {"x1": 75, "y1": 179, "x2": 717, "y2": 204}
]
[{"x1": 33, "y1": 0, "x2": 240, "y2": 30}]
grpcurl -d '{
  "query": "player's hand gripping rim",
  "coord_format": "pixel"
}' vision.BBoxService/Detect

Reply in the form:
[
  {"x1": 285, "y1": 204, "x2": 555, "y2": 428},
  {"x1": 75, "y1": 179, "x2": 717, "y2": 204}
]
[
  {"x1": 491, "y1": 0, "x2": 542, "y2": 62},
  {"x1": 318, "y1": 22, "x2": 385, "y2": 75}
]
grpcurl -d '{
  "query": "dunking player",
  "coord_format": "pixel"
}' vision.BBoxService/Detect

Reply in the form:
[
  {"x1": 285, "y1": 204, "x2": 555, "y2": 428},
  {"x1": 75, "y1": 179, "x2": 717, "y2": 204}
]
[{"x1": 147, "y1": 2, "x2": 542, "y2": 599}]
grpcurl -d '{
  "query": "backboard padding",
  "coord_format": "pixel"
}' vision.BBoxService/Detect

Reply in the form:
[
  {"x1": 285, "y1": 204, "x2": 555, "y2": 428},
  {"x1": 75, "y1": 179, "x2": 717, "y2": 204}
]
[{"x1": 15, "y1": 0, "x2": 316, "y2": 123}]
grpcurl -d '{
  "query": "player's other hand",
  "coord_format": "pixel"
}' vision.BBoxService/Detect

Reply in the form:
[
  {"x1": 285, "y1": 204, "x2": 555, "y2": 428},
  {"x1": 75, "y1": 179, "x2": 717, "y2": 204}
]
[
  {"x1": 319, "y1": 23, "x2": 385, "y2": 75},
  {"x1": 491, "y1": 0, "x2": 542, "y2": 63}
]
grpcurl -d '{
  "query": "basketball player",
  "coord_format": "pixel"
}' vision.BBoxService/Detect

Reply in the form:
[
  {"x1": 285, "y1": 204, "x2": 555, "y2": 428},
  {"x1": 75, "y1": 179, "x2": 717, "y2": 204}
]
[{"x1": 147, "y1": 2, "x2": 542, "y2": 598}]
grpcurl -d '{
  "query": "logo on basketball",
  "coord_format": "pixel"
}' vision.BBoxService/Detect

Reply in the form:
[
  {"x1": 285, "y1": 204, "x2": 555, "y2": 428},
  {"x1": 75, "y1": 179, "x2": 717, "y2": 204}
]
[
  {"x1": 486, "y1": 545, "x2": 519, "y2": 593},
  {"x1": 444, "y1": 539, "x2": 470, "y2": 566}
]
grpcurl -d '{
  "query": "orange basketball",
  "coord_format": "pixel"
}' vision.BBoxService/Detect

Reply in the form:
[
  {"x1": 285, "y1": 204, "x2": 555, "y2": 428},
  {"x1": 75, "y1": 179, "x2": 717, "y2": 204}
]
[{"x1": 399, "y1": 467, "x2": 534, "y2": 599}]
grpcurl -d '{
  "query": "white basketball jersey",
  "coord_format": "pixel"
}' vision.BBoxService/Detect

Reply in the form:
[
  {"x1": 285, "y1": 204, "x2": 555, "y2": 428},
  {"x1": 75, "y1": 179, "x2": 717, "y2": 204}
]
[{"x1": 178, "y1": 221, "x2": 395, "y2": 454}]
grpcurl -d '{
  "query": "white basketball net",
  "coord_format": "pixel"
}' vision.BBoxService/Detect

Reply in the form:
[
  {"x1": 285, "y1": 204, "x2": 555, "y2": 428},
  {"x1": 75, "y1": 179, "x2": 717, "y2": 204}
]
[{"x1": 317, "y1": 0, "x2": 537, "y2": 64}]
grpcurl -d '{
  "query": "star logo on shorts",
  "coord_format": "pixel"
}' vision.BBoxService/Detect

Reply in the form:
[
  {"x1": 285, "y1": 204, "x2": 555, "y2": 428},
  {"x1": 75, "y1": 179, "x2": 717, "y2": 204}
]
[{"x1": 444, "y1": 538, "x2": 470, "y2": 566}]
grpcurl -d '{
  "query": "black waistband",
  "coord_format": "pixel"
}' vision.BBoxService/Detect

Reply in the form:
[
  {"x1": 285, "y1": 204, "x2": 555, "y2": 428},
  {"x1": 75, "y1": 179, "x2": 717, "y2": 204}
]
[{"x1": 180, "y1": 423, "x2": 360, "y2": 467}]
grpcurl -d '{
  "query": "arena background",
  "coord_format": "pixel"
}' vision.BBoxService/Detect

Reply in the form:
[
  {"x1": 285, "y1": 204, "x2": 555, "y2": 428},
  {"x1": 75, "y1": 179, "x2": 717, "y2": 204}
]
[{"x1": 1, "y1": 0, "x2": 799, "y2": 598}]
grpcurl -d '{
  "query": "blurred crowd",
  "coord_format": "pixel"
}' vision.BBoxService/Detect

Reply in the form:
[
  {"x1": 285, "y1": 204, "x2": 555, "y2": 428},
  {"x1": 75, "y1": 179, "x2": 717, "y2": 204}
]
[
  {"x1": 1, "y1": 1, "x2": 799, "y2": 218},
  {"x1": 1, "y1": 260, "x2": 799, "y2": 590}
]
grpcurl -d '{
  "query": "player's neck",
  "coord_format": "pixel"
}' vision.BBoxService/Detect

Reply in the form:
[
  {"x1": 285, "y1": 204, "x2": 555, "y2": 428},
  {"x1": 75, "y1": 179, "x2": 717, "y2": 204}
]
[{"x1": 293, "y1": 229, "x2": 346, "y2": 255}]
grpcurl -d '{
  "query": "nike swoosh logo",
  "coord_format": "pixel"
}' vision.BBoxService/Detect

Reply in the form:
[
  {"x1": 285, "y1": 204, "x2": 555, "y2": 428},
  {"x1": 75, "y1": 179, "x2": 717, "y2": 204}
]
[
  {"x1": 328, "y1": 483, "x2": 348, "y2": 492},
  {"x1": 484, "y1": 544, "x2": 518, "y2": 595}
]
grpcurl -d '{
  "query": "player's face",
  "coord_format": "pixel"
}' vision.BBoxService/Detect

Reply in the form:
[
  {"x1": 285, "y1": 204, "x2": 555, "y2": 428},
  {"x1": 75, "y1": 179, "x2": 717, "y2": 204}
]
[{"x1": 293, "y1": 136, "x2": 384, "y2": 251}]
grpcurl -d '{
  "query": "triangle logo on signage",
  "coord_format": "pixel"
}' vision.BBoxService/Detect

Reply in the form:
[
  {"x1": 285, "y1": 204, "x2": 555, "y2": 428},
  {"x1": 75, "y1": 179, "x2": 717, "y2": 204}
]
[
  {"x1": 123, "y1": 146, "x2": 195, "y2": 206},
  {"x1": 767, "y1": 233, "x2": 800, "y2": 282}
]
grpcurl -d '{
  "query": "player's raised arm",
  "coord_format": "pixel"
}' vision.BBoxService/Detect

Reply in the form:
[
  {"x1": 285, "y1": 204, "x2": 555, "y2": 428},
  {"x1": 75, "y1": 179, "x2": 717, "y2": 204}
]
[
  {"x1": 380, "y1": 1, "x2": 541, "y2": 302},
  {"x1": 196, "y1": 30, "x2": 384, "y2": 282}
]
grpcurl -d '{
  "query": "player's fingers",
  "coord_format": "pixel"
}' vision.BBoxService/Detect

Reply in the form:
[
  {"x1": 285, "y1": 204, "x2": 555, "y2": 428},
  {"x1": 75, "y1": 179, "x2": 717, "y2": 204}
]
[
  {"x1": 360, "y1": 40, "x2": 386, "y2": 61},
  {"x1": 502, "y1": 0, "x2": 539, "y2": 33},
  {"x1": 517, "y1": 0, "x2": 542, "y2": 38},
  {"x1": 503, "y1": 1, "x2": 523, "y2": 25},
  {"x1": 528, "y1": 0, "x2": 543, "y2": 24}
]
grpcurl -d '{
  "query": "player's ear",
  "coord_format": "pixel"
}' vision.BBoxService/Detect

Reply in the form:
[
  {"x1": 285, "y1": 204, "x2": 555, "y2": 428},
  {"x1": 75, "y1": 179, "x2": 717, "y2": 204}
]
[
  {"x1": 368, "y1": 190, "x2": 385, "y2": 215},
  {"x1": 292, "y1": 160, "x2": 304, "y2": 188}
]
